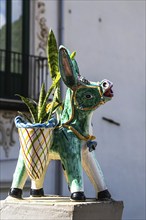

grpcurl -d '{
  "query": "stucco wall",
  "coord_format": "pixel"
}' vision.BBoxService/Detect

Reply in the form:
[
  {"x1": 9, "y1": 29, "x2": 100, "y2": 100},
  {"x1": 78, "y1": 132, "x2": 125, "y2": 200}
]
[
  {"x1": 0, "y1": 110, "x2": 29, "y2": 199},
  {"x1": 61, "y1": 1, "x2": 145, "y2": 220}
]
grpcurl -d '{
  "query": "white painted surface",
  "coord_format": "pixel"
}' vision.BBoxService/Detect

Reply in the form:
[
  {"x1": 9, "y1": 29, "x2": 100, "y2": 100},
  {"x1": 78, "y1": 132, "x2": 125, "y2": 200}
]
[{"x1": 61, "y1": 1, "x2": 145, "y2": 220}]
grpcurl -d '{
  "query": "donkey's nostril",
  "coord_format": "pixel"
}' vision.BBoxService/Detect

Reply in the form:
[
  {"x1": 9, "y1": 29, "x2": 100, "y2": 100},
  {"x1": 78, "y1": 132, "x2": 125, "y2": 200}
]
[{"x1": 103, "y1": 82, "x2": 107, "y2": 87}]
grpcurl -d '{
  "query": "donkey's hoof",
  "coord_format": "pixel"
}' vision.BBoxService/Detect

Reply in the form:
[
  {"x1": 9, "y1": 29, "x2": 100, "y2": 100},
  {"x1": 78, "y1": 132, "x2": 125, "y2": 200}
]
[
  {"x1": 70, "y1": 192, "x2": 86, "y2": 201},
  {"x1": 8, "y1": 188, "x2": 22, "y2": 199},
  {"x1": 97, "y1": 189, "x2": 114, "y2": 201},
  {"x1": 30, "y1": 188, "x2": 44, "y2": 197}
]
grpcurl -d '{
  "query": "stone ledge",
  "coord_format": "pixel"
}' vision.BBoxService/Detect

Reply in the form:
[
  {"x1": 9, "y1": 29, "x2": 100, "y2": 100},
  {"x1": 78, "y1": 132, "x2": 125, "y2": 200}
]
[{"x1": 0, "y1": 196, "x2": 124, "y2": 220}]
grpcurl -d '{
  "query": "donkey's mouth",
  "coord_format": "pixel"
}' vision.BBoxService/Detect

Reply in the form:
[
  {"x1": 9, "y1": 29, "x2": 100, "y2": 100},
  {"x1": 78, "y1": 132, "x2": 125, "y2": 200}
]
[{"x1": 103, "y1": 86, "x2": 114, "y2": 98}]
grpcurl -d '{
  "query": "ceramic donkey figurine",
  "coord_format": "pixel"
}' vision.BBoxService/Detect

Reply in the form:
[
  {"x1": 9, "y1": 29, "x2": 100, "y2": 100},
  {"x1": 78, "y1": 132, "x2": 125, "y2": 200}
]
[{"x1": 9, "y1": 46, "x2": 114, "y2": 201}]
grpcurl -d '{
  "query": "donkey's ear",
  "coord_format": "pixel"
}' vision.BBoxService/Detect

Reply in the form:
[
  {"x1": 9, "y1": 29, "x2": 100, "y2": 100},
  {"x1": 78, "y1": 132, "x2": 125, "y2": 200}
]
[{"x1": 59, "y1": 45, "x2": 78, "y2": 89}]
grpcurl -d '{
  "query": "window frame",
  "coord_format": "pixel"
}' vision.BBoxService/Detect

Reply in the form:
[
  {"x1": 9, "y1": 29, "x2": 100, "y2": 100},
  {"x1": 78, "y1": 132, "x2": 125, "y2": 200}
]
[{"x1": 0, "y1": 0, "x2": 30, "y2": 101}]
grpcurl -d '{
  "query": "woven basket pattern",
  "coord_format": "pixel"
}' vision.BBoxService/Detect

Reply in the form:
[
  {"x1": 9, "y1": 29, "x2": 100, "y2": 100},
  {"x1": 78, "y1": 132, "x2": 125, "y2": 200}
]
[{"x1": 18, "y1": 127, "x2": 53, "y2": 180}]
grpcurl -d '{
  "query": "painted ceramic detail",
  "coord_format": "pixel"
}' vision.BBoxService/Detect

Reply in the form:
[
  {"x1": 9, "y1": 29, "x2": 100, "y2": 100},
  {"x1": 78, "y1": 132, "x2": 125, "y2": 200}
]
[
  {"x1": 15, "y1": 116, "x2": 56, "y2": 180},
  {"x1": 9, "y1": 43, "x2": 114, "y2": 201}
]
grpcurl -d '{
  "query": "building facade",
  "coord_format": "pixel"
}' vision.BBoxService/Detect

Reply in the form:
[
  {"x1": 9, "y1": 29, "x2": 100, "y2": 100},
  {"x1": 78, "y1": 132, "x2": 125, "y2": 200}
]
[{"x1": 0, "y1": 1, "x2": 145, "y2": 220}]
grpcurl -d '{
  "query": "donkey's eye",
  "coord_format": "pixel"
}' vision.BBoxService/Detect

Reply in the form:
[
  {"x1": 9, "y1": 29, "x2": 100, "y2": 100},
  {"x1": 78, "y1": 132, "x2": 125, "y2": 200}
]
[{"x1": 85, "y1": 94, "x2": 93, "y2": 99}]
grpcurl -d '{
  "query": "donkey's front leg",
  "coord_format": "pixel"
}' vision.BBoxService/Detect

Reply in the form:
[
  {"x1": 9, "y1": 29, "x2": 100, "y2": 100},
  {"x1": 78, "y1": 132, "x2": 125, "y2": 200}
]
[
  {"x1": 60, "y1": 142, "x2": 85, "y2": 201},
  {"x1": 82, "y1": 146, "x2": 111, "y2": 201}
]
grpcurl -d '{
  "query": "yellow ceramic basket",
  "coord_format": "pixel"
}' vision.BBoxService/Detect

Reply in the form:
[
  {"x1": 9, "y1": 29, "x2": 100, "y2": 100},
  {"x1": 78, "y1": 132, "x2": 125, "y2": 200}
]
[{"x1": 15, "y1": 116, "x2": 57, "y2": 180}]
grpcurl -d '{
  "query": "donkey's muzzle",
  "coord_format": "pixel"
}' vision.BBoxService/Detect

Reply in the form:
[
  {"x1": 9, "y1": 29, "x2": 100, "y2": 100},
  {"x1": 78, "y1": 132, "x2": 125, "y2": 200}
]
[{"x1": 101, "y1": 79, "x2": 114, "y2": 98}]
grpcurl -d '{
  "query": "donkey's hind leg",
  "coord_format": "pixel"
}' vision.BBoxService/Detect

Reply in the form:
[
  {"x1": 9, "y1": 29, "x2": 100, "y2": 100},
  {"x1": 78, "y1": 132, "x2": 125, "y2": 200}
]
[{"x1": 8, "y1": 149, "x2": 28, "y2": 198}]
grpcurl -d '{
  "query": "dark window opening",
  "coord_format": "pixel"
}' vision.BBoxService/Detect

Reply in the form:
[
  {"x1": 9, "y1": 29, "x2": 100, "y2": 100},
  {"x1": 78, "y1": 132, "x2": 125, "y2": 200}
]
[{"x1": 0, "y1": 0, "x2": 30, "y2": 100}]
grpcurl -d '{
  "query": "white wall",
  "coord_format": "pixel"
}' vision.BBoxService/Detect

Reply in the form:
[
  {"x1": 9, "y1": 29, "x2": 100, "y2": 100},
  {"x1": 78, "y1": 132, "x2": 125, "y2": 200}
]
[{"x1": 61, "y1": 1, "x2": 145, "y2": 220}]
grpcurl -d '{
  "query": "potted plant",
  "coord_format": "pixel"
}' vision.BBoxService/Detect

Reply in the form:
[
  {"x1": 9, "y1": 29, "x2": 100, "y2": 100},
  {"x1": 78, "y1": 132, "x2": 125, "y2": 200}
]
[{"x1": 15, "y1": 29, "x2": 62, "y2": 180}]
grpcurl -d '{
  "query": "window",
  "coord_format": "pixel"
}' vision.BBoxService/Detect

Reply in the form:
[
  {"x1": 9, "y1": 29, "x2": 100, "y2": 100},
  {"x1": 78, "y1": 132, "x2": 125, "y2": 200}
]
[
  {"x1": 0, "y1": 0, "x2": 30, "y2": 99},
  {"x1": 0, "y1": 0, "x2": 6, "y2": 50},
  {"x1": 11, "y1": 0, "x2": 22, "y2": 53}
]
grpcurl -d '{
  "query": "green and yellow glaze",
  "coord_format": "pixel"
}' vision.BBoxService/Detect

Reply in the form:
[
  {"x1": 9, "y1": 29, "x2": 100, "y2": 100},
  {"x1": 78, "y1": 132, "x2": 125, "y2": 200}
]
[
  {"x1": 9, "y1": 45, "x2": 114, "y2": 200},
  {"x1": 48, "y1": 47, "x2": 113, "y2": 193}
]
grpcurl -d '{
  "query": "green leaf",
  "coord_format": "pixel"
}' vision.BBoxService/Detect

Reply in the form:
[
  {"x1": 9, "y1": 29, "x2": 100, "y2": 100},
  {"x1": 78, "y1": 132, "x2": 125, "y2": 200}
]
[
  {"x1": 37, "y1": 77, "x2": 59, "y2": 123},
  {"x1": 17, "y1": 111, "x2": 32, "y2": 123},
  {"x1": 48, "y1": 29, "x2": 60, "y2": 81},
  {"x1": 37, "y1": 83, "x2": 46, "y2": 122},
  {"x1": 16, "y1": 95, "x2": 38, "y2": 123},
  {"x1": 47, "y1": 87, "x2": 59, "y2": 121}
]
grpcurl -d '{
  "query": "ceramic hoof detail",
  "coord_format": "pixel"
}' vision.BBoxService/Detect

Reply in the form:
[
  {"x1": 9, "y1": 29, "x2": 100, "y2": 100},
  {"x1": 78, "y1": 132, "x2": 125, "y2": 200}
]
[
  {"x1": 8, "y1": 188, "x2": 22, "y2": 199},
  {"x1": 30, "y1": 188, "x2": 44, "y2": 197},
  {"x1": 97, "y1": 189, "x2": 113, "y2": 201},
  {"x1": 71, "y1": 192, "x2": 86, "y2": 201}
]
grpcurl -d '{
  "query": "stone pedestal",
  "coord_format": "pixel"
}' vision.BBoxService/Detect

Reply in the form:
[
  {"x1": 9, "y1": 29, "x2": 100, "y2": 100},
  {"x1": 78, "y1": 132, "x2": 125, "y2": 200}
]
[{"x1": 0, "y1": 196, "x2": 124, "y2": 220}]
